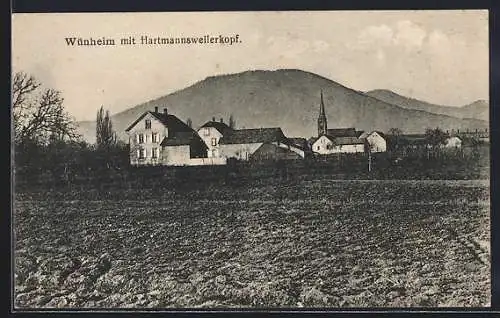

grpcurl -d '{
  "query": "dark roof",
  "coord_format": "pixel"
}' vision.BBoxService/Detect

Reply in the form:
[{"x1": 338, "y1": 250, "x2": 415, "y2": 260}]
[
  {"x1": 373, "y1": 131, "x2": 386, "y2": 138},
  {"x1": 160, "y1": 131, "x2": 207, "y2": 147},
  {"x1": 327, "y1": 128, "x2": 357, "y2": 137},
  {"x1": 360, "y1": 131, "x2": 386, "y2": 139},
  {"x1": 331, "y1": 136, "x2": 365, "y2": 145},
  {"x1": 289, "y1": 137, "x2": 306, "y2": 144},
  {"x1": 355, "y1": 130, "x2": 365, "y2": 138},
  {"x1": 125, "y1": 111, "x2": 193, "y2": 134},
  {"x1": 288, "y1": 137, "x2": 310, "y2": 151},
  {"x1": 219, "y1": 128, "x2": 286, "y2": 145},
  {"x1": 199, "y1": 121, "x2": 233, "y2": 134},
  {"x1": 250, "y1": 143, "x2": 303, "y2": 160},
  {"x1": 318, "y1": 135, "x2": 365, "y2": 145}
]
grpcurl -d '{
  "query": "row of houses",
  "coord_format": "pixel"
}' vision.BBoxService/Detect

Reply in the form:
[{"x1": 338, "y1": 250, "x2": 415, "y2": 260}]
[
  {"x1": 124, "y1": 92, "x2": 482, "y2": 166},
  {"x1": 125, "y1": 107, "x2": 310, "y2": 166}
]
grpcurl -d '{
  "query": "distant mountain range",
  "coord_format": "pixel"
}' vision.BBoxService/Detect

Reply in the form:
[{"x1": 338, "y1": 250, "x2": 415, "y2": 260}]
[
  {"x1": 364, "y1": 89, "x2": 488, "y2": 121},
  {"x1": 76, "y1": 69, "x2": 488, "y2": 143}
]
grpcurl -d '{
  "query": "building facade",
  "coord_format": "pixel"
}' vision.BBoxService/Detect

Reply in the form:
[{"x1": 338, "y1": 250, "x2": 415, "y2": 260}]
[
  {"x1": 312, "y1": 135, "x2": 365, "y2": 154},
  {"x1": 197, "y1": 118, "x2": 233, "y2": 158},
  {"x1": 125, "y1": 107, "x2": 209, "y2": 166},
  {"x1": 359, "y1": 131, "x2": 387, "y2": 153}
]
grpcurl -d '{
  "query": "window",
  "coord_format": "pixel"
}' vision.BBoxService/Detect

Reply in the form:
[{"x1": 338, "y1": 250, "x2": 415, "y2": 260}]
[
  {"x1": 138, "y1": 148, "x2": 145, "y2": 159},
  {"x1": 317, "y1": 146, "x2": 320, "y2": 151},
  {"x1": 152, "y1": 132, "x2": 158, "y2": 143},
  {"x1": 211, "y1": 138, "x2": 217, "y2": 146},
  {"x1": 145, "y1": 119, "x2": 151, "y2": 129},
  {"x1": 152, "y1": 148, "x2": 158, "y2": 159},
  {"x1": 204, "y1": 128, "x2": 210, "y2": 136},
  {"x1": 138, "y1": 133, "x2": 144, "y2": 144}
]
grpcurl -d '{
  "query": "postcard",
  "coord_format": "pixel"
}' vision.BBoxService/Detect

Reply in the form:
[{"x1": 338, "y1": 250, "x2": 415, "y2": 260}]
[{"x1": 11, "y1": 10, "x2": 490, "y2": 310}]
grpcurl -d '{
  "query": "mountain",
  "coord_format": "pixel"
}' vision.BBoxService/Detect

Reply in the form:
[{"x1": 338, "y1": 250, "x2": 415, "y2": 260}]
[
  {"x1": 365, "y1": 89, "x2": 489, "y2": 121},
  {"x1": 76, "y1": 69, "x2": 488, "y2": 143},
  {"x1": 460, "y1": 100, "x2": 490, "y2": 121}
]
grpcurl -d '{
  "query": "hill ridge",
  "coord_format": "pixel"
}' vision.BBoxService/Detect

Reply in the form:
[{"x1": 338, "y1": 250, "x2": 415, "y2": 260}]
[
  {"x1": 365, "y1": 88, "x2": 488, "y2": 121},
  {"x1": 76, "y1": 69, "x2": 488, "y2": 143}
]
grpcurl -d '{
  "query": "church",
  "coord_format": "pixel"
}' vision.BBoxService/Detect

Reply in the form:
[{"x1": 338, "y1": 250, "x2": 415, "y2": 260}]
[{"x1": 311, "y1": 91, "x2": 367, "y2": 155}]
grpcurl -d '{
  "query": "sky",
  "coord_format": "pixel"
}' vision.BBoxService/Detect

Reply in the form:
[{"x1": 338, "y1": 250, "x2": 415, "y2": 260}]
[{"x1": 12, "y1": 10, "x2": 489, "y2": 122}]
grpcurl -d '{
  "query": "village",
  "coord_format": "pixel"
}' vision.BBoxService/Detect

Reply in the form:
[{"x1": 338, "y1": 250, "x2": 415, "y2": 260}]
[{"x1": 125, "y1": 91, "x2": 489, "y2": 167}]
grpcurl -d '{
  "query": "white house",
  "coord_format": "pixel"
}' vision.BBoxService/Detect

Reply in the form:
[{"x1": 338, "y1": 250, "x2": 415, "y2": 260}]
[
  {"x1": 125, "y1": 107, "x2": 210, "y2": 166},
  {"x1": 359, "y1": 131, "x2": 387, "y2": 153},
  {"x1": 443, "y1": 136, "x2": 462, "y2": 148},
  {"x1": 197, "y1": 118, "x2": 233, "y2": 158},
  {"x1": 312, "y1": 135, "x2": 365, "y2": 154}
]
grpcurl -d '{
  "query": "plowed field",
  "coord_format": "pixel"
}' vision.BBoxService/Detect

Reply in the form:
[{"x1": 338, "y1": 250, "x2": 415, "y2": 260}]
[{"x1": 13, "y1": 179, "x2": 490, "y2": 308}]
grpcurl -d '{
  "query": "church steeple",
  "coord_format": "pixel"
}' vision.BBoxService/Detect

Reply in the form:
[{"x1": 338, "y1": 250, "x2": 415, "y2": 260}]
[{"x1": 318, "y1": 90, "x2": 327, "y2": 136}]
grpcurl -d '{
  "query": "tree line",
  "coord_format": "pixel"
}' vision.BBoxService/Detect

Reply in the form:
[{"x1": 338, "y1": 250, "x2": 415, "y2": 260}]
[
  {"x1": 13, "y1": 71, "x2": 128, "y2": 183},
  {"x1": 13, "y1": 71, "x2": 241, "y2": 185}
]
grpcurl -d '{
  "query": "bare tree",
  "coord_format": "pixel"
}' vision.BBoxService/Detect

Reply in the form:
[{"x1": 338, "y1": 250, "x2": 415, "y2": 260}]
[{"x1": 12, "y1": 71, "x2": 78, "y2": 145}]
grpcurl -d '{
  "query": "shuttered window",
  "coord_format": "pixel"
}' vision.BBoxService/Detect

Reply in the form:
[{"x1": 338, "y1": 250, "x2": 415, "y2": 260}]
[{"x1": 138, "y1": 148, "x2": 145, "y2": 159}]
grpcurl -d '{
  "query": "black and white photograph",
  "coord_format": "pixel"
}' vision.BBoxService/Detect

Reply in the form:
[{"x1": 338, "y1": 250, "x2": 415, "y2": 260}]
[{"x1": 11, "y1": 10, "x2": 491, "y2": 309}]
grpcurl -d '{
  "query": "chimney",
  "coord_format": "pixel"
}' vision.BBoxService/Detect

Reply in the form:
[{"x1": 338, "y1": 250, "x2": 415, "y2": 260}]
[
  {"x1": 154, "y1": 106, "x2": 158, "y2": 113},
  {"x1": 212, "y1": 116, "x2": 215, "y2": 122},
  {"x1": 220, "y1": 118, "x2": 223, "y2": 123},
  {"x1": 164, "y1": 108, "x2": 168, "y2": 115}
]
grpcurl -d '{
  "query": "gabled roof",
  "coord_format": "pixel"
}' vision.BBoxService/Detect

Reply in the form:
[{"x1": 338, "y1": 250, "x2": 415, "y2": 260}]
[
  {"x1": 333, "y1": 136, "x2": 365, "y2": 145},
  {"x1": 373, "y1": 131, "x2": 386, "y2": 138},
  {"x1": 250, "y1": 142, "x2": 303, "y2": 160},
  {"x1": 160, "y1": 131, "x2": 207, "y2": 147},
  {"x1": 125, "y1": 111, "x2": 193, "y2": 134},
  {"x1": 359, "y1": 131, "x2": 385, "y2": 139},
  {"x1": 358, "y1": 132, "x2": 369, "y2": 139},
  {"x1": 199, "y1": 121, "x2": 233, "y2": 134},
  {"x1": 288, "y1": 137, "x2": 311, "y2": 151},
  {"x1": 314, "y1": 135, "x2": 365, "y2": 145},
  {"x1": 219, "y1": 127, "x2": 286, "y2": 145},
  {"x1": 289, "y1": 137, "x2": 307, "y2": 144},
  {"x1": 327, "y1": 128, "x2": 357, "y2": 137}
]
